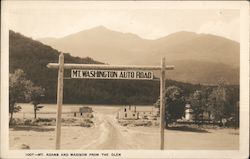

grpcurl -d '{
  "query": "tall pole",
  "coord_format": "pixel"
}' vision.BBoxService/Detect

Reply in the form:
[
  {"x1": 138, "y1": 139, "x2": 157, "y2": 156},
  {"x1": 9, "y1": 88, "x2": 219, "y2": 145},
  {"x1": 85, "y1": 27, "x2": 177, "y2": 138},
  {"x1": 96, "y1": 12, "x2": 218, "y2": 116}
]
[
  {"x1": 55, "y1": 53, "x2": 64, "y2": 149},
  {"x1": 160, "y1": 57, "x2": 166, "y2": 150}
]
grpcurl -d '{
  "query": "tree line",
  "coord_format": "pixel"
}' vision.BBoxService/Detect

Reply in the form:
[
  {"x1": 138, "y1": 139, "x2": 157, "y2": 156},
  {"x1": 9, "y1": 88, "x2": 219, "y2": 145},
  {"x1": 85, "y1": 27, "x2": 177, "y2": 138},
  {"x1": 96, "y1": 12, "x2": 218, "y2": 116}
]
[
  {"x1": 154, "y1": 82, "x2": 239, "y2": 127},
  {"x1": 10, "y1": 68, "x2": 239, "y2": 128}
]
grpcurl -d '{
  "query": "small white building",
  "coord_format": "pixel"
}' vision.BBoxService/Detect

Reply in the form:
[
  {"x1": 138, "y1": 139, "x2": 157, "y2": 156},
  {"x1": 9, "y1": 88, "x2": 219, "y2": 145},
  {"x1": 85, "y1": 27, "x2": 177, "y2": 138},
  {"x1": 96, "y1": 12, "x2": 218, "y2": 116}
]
[
  {"x1": 117, "y1": 106, "x2": 159, "y2": 120},
  {"x1": 184, "y1": 104, "x2": 215, "y2": 121},
  {"x1": 71, "y1": 106, "x2": 93, "y2": 117},
  {"x1": 117, "y1": 106, "x2": 139, "y2": 120},
  {"x1": 185, "y1": 104, "x2": 193, "y2": 121}
]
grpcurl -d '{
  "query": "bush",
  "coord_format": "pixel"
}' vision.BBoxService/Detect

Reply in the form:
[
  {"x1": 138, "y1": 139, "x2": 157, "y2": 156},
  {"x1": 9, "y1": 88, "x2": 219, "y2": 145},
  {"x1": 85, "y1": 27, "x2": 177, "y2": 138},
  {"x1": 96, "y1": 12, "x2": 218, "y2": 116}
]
[
  {"x1": 9, "y1": 118, "x2": 22, "y2": 126},
  {"x1": 133, "y1": 120, "x2": 152, "y2": 127},
  {"x1": 79, "y1": 122, "x2": 92, "y2": 127},
  {"x1": 24, "y1": 119, "x2": 33, "y2": 125},
  {"x1": 84, "y1": 118, "x2": 93, "y2": 124},
  {"x1": 62, "y1": 118, "x2": 77, "y2": 123},
  {"x1": 85, "y1": 113, "x2": 94, "y2": 118},
  {"x1": 77, "y1": 118, "x2": 94, "y2": 127},
  {"x1": 118, "y1": 120, "x2": 152, "y2": 127},
  {"x1": 9, "y1": 117, "x2": 94, "y2": 127},
  {"x1": 35, "y1": 118, "x2": 55, "y2": 122}
]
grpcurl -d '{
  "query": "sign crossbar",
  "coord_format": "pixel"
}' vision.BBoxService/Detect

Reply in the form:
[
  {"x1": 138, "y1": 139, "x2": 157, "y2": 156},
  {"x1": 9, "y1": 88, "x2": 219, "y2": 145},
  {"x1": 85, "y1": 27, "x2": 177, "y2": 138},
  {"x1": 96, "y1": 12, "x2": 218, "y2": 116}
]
[{"x1": 47, "y1": 63, "x2": 174, "y2": 71}]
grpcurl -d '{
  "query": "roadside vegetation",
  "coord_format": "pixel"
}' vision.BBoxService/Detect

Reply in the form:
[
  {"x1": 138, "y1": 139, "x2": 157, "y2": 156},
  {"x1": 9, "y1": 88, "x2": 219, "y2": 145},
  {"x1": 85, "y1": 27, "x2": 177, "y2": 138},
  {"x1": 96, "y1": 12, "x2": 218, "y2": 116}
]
[{"x1": 154, "y1": 82, "x2": 239, "y2": 128}]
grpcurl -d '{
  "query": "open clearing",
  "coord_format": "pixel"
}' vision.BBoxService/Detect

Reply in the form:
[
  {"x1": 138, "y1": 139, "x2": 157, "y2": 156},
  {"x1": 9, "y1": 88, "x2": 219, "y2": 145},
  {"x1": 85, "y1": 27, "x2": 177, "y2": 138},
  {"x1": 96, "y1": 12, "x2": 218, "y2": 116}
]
[{"x1": 9, "y1": 104, "x2": 239, "y2": 150}]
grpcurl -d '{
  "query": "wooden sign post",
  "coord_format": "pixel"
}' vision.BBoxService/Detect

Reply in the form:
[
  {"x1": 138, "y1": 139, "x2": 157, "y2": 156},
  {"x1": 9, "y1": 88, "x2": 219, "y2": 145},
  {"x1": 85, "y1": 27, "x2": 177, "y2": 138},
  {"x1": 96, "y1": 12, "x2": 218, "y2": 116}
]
[
  {"x1": 55, "y1": 53, "x2": 64, "y2": 149},
  {"x1": 160, "y1": 57, "x2": 166, "y2": 150},
  {"x1": 47, "y1": 55, "x2": 174, "y2": 150}
]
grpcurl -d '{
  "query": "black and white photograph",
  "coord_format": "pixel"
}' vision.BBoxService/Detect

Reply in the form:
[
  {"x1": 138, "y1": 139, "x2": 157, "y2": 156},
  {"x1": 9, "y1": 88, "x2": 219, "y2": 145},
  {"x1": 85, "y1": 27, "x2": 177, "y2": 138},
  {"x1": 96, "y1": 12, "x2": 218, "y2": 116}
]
[{"x1": 1, "y1": 1, "x2": 249, "y2": 159}]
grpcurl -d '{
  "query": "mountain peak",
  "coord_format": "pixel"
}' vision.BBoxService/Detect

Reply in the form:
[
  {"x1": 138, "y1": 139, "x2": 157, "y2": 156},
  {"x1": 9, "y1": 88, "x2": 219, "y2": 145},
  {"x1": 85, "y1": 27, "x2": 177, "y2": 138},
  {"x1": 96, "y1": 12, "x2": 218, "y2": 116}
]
[
  {"x1": 92, "y1": 25, "x2": 108, "y2": 29},
  {"x1": 163, "y1": 31, "x2": 200, "y2": 39},
  {"x1": 88, "y1": 25, "x2": 111, "y2": 32},
  {"x1": 172, "y1": 31, "x2": 198, "y2": 35},
  {"x1": 78, "y1": 26, "x2": 143, "y2": 40}
]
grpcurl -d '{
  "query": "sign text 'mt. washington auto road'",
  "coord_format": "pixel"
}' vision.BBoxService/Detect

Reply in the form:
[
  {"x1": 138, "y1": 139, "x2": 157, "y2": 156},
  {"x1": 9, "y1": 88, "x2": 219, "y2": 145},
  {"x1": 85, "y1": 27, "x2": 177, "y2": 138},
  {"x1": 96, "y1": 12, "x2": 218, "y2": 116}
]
[{"x1": 71, "y1": 69, "x2": 153, "y2": 80}]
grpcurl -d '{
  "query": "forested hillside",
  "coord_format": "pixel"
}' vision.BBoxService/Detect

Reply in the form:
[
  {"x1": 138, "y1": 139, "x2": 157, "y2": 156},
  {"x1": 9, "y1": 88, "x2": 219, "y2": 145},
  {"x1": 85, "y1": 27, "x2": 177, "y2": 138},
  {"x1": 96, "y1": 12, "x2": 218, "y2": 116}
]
[{"x1": 9, "y1": 31, "x2": 163, "y2": 104}]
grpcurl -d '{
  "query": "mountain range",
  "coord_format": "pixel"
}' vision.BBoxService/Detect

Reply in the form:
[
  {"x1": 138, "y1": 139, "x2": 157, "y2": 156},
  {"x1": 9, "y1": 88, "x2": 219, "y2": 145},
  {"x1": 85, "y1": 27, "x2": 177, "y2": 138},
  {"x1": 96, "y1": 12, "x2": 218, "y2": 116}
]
[
  {"x1": 11, "y1": 30, "x2": 204, "y2": 104},
  {"x1": 38, "y1": 26, "x2": 239, "y2": 85}
]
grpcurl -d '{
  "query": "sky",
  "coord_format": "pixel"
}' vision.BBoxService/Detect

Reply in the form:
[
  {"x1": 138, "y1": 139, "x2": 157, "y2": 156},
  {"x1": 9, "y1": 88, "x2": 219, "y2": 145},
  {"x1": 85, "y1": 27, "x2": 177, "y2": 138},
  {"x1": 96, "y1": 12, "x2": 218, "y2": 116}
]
[{"x1": 5, "y1": 1, "x2": 240, "y2": 41}]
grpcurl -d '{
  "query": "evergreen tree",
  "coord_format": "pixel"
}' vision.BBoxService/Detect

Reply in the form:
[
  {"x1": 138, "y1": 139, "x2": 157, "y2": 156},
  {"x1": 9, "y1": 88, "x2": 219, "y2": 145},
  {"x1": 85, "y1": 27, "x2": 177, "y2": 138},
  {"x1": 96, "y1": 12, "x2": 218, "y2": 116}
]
[
  {"x1": 208, "y1": 82, "x2": 229, "y2": 125},
  {"x1": 9, "y1": 69, "x2": 33, "y2": 123},
  {"x1": 155, "y1": 85, "x2": 185, "y2": 127},
  {"x1": 30, "y1": 86, "x2": 45, "y2": 119}
]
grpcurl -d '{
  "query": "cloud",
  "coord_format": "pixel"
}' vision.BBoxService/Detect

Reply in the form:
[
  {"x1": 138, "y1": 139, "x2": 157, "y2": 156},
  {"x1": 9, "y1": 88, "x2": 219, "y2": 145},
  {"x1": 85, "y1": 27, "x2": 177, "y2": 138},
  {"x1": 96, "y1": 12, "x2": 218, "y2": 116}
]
[{"x1": 197, "y1": 18, "x2": 239, "y2": 42}]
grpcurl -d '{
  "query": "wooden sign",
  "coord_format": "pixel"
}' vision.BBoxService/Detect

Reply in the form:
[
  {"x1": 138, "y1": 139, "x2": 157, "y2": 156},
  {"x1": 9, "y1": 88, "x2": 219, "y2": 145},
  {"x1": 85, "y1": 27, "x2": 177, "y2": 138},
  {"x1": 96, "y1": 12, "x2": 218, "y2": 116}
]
[
  {"x1": 71, "y1": 69, "x2": 153, "y2": 80},
  {"x1": 48, "y1": 54, "x2": 174, "y2": 150}
]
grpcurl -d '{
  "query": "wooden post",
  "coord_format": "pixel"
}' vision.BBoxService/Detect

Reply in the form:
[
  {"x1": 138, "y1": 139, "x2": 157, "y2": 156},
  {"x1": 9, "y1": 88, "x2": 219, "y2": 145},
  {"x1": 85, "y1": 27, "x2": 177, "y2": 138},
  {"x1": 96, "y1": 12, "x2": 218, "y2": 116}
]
[
  {"x1": 160, "y1": 57, "x2": 166, "y2": 150},
  {"x1": 55, "y1": 53, "x2": 64, "y2": 149}
]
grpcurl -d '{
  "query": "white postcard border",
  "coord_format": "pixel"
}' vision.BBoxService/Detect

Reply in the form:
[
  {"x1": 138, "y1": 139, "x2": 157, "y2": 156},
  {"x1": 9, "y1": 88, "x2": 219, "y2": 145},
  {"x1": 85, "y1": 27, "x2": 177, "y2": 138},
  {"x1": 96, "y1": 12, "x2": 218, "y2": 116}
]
[{"x1": 1, "y1": 1, "x2": 249, "y2": 159}]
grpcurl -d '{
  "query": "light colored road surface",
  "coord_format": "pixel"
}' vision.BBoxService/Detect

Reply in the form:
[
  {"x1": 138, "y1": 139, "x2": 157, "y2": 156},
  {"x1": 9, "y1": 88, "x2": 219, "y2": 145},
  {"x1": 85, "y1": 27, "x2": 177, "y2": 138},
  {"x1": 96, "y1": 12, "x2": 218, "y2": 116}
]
[{"x1": 81, "y1": 113, "x2": 138, "y2": 149}]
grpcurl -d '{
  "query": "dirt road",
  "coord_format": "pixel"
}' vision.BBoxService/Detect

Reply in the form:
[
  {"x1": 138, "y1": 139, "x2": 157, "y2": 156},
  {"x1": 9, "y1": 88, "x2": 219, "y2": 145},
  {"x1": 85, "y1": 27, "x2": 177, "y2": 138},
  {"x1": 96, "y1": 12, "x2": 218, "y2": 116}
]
[
  {"x1": 81, "y1": 112, "x2": 141, "y2": 149},
  {"x1": 9, "y1": 105, "x2": 239, "y2": 150},
  {"x1": 76, "y1": 108, "x2": 239, "y2": 150}
]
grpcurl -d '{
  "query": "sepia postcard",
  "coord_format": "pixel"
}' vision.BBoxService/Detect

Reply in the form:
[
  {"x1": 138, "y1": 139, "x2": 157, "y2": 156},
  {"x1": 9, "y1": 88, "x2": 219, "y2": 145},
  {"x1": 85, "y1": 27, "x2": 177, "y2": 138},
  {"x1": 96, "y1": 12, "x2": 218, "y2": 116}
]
[{"x1": 1, "y1": 1, "x2": 249, "y2": 159}]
